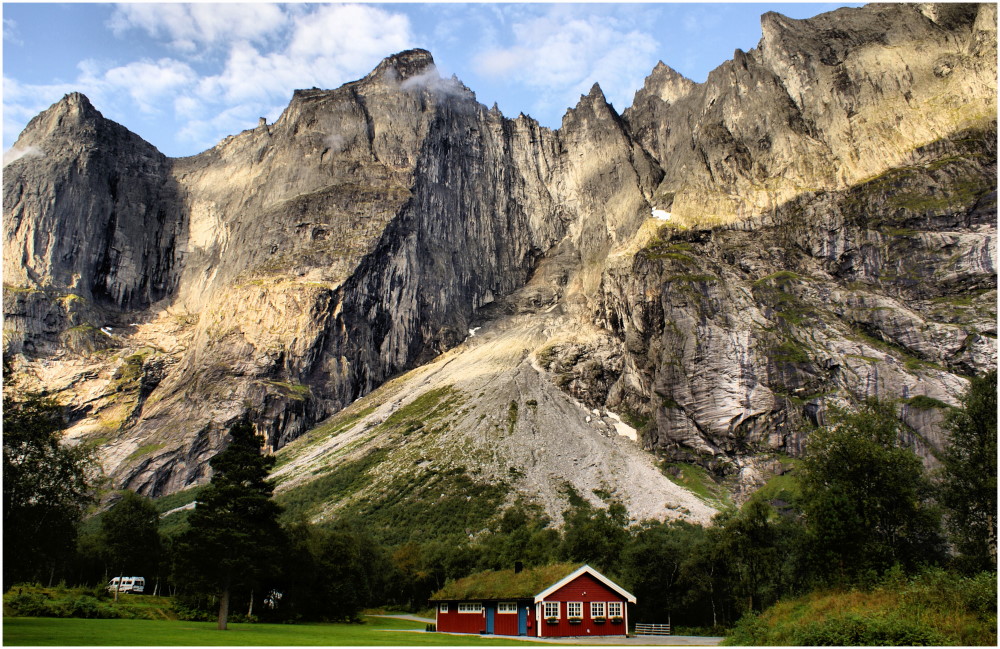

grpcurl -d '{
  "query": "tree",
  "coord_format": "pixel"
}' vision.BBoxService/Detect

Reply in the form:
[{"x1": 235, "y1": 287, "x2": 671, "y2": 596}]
[
  {"x1": 3, "y1": 385, "x2": 93, "y2": 589},
  {"x1": 623, "y1": 519, "x2": 705, "y2": 624},
  {"x1": 173, "y1": 418, "x2": 285, "y2": 629},
  {"x1": 559, "y1": 501, "x2": 630, "y2": 574},
  {"x1": 101, "y1": 490, "x2": 162, "y2": 598},
  {"x1": 276, "y1": 520, "x2": 391, "y2": 621},
  {"x1": 940, "y1": 370, "x2": 997, "y2": 572},
  {"x1": 800, "y1": 399, "x2": 945, "y2": 583}
]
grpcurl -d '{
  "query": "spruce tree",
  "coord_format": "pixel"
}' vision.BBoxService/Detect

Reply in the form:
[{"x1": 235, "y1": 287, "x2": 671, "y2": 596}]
[
  {"x1": 101, "y1": 490, "x2": 161, "y2": 599},
  {"x1": 174, "y1": 418, "x2": 285, "y2": 629}
]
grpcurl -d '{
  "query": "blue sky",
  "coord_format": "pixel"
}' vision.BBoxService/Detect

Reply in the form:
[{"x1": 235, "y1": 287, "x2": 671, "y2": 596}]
[{"x1": 4, "y1": 3, "x2": 859, "y2": 158}]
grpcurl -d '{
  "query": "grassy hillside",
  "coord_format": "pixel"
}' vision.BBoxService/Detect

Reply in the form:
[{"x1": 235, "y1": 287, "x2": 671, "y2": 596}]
[{"x1": 724, "y1": 569, "x2": 996, "y2": 646}]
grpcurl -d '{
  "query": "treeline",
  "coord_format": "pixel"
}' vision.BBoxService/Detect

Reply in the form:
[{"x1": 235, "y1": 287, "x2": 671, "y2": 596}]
[{"x1": 4, "y1": 369, "x2": 995, "y2": 633}]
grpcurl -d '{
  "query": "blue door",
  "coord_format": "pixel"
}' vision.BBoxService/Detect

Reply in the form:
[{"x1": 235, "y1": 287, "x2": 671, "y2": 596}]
[
  {"x1": 518, "y1": 605, "x2": 528, "y2": 636},
  {"x1": 485, "y1": 603, "x2": 495, "y2": 634}
]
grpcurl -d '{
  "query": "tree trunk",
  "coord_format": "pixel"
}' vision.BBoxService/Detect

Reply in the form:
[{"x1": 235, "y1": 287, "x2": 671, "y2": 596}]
[
  {"x1": 218, "y1": 588, "x2": 230, "y2": 630},
  {"x1": 247, "y1": 589, "x2": 254, "y2": 619}
]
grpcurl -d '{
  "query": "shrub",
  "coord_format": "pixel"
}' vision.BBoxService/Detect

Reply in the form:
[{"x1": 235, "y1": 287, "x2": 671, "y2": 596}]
[
  {"x1": 5, "y1": 591, "x2": 53, "y2": 617},
  {"x1": 791, "y1": 612, "x2": 947, "y2": 646}
]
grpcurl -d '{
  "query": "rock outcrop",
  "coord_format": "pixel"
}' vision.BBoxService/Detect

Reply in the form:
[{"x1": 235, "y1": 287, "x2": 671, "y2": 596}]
[{"x1": 3, "y1": 4, "x2": 995, "y2": 515}]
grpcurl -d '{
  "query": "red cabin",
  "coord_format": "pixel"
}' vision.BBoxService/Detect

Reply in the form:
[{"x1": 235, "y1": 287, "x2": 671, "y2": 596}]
[{"x1": 429, "y1": 564, "x2": 635, "y2": 638}]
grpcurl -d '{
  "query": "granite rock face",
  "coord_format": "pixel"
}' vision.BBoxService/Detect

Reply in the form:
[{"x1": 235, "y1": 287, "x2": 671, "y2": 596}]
[{"x1": 3, "y1": 5, "x2": 996, "y2": 512}]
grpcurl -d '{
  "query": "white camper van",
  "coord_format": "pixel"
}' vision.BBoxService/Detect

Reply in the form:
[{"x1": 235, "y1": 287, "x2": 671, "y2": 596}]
[{"x1": 107, "y1": 576, "x2": 145, "y2": 594}]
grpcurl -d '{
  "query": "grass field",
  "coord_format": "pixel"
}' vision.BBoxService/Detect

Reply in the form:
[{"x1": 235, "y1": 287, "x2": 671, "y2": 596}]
[{"x1": 3, "y1": 615, "x2": 545, "y2": 646}]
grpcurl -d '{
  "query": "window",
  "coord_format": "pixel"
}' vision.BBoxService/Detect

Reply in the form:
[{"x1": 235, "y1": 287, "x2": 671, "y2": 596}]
[
  {"x1": 608, "y1": 601, "x2": 623, "y2": 618},
  {"x1": 543, "y1": 601, "x2": 560, "y2": 618},
  {"x1": 590, "y1": 602, "x2": 605, "y2": 618},
  {"x1": 498, "y1": 602, "x2": 517, "y2": 614},
  {"x1": 439, "y1": 603, "x2": 449, "y2": 614},
  {"x1": 458, "y1": 602, "x2": 482, "y2": 613},
  {"x1": 567, "y1": 602, "x2": 582, "y2": 618}
]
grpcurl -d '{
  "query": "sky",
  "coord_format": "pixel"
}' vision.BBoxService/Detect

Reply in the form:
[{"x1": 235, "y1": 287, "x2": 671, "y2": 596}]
[{"x1": 4, "y1": 2, "x2": 861, "y2": 158}]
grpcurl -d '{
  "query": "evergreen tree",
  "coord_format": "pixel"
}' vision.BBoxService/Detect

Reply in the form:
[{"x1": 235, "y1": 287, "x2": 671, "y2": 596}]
[
  {"x1": 174, "y1": 418, "x2": 285, "y2": 629},
  {"x1": 101, "y1": 490, "x2": 161, "y2": 597},
  {"x1": 800, "y1": 399, "x2": 945, "y2": 583},
  {"x1": 3, "y1": 383, "x2": 93, "y2": 589},
  {"x1": 940, "y1": 370, "x2": 997, "y2": 572}
]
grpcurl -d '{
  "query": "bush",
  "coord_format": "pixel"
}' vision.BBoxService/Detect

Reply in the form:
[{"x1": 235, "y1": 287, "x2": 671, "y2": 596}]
[
  {"x1": 791, "y1": 613, "x2": 947, "y2": 646},
  {"x1": 961, "y1": 572, "x2": 997, "y2": 617},
  {"x1": 67, "y1": 595, "x2": 119, "y2": 619},
  {"x1": 426, "y1": 623, "x2": 437, "y2": 632},
  {"x1": 5, "y1": 590, "x2": 53, "y2": 617}
]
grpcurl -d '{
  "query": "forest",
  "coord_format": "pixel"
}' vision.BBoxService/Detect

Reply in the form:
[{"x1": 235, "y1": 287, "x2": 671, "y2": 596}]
[{"x1": 4, "y1": 369, "x2": 995, "y2": 644}]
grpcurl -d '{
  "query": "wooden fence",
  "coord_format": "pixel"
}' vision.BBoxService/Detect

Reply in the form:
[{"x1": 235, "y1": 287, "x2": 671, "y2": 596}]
[{"x1": 634, "y1": 623, "x2": 671, "y2": 636}]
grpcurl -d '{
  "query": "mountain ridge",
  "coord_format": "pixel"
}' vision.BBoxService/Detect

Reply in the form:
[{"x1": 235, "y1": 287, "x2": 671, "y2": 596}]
[{"x1": 3, "y1": 3, "x2": 995, "y2": 524}]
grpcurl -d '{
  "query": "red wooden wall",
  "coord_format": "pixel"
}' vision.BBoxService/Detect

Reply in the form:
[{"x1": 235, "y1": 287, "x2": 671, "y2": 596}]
[
  {"x1": 436, "y1": 604, "x2": 486, "y2": 634},
  {"x1": 537, "y1": 574, "x2": 628, "y2": 638}
]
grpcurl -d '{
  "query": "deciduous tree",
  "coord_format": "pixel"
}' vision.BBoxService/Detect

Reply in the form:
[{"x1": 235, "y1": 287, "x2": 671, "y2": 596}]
[
  {"x1": 940, "y1": 370, "x2": 997, "y2": 572},
  {"x1": 800, "y1": 399, "x2": 945, "y2": 583},
  {"x1": 3, "y1": 384, "x2": 93, "y2": 589}
]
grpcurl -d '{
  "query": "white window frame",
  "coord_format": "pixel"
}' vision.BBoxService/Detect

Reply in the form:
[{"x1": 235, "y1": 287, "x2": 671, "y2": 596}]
[
  {"x1": 607, "y1": 601, "x2": 623, "y2": 617},
  {"x1": 590, "y1": 601, "x2": 605, "y2": 618},
  {"x1": 458, "y1": 602, "x2": 482, "y2": 613},
  {"x1": 543, "y1": 601, "x2": 560, "y2": 619},
  {"x1": 498, "y1": 602, "x2": 517, "y2": 614},
  {"x1": 439, "y1": 603, "x2": 449, "y2": 614},
  {"x1": 567, "y1": 602, "x2": 583, "y2": 618}
]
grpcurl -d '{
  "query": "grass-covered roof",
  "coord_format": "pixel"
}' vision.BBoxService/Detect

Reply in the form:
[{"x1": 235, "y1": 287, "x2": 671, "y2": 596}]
[{"x1": 430, "y1": 563, "x2": 580, "y2": 601}]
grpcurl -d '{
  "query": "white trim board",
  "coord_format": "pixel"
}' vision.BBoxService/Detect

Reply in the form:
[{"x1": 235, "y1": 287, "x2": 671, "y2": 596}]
[{"x1": 533, "y1": 564, "x2": 637, "y2": 604}]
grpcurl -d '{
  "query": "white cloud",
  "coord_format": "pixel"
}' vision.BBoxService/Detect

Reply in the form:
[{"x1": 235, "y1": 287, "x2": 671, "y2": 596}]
[
  {"x1": 193, "y1": 5, "x2": 414, "y2": 107},
  {"x1": 6, "y1": 4, "x2": 416, "y2": 154},
  {"x1": 324, "y1": 133, "x2": 348, "y2": 153},
  {"x1": 473, "y1": 7, "x2": 659, "y2": 116},
  {"x1": 289, "y1": 4, "x2": 411, "y2": 66},
  {"x1": 176, "y1": 103, "x2": 265, "y2": 150},
  {"x1": 4, "y1": 18, "x2": 22, "y2": 45},
  {"x1": 103, "y1": 59, "x2": 198, "y2": 113},
  {"x1": 109, "y1": 3, "x2": 288, "y2": 53},
  {"x1": 3, "y1": 144, "x2": 44, "y2": 167},
  {"x1": 400, "y1": 65, "x2": 474, "y2": 102}
]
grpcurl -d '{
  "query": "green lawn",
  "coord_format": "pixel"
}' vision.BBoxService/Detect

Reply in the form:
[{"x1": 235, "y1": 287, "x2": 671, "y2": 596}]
[{"x1": 3, "y1": 615, "x2": 545, "y2": 646}]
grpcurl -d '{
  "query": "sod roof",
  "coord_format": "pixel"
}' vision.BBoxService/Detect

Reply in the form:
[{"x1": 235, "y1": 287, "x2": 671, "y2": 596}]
[{"x1": 430, "y1": 563, "x2": 581, "y2": 601}]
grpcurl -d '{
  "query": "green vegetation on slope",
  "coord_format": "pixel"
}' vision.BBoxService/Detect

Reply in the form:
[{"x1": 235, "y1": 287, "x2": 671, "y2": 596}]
[
  {"x1": 660, "y1": 461, "x2": 733, "y2": 509},
  {"x1": 275, "y1": 385, "x2": 509, "y2": 545},
  {"x1": 4, "y1": 585, "x2": 176, "y2": 621},
  {"x1": 725, "y1": 569, "x2": 997, "y2": 646}
]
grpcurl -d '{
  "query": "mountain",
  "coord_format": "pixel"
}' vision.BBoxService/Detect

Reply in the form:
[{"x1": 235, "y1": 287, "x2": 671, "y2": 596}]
[{"x1": 3, "y1": 3, "x2": 995, "y2": 528}]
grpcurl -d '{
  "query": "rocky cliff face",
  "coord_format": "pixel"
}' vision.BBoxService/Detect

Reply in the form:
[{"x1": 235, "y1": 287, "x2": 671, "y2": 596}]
[{"x1": 3, "y1": 4, "x2": 996, "y2": 516}]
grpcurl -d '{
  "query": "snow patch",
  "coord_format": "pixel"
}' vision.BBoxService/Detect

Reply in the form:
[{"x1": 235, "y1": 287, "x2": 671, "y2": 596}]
[
  {"x1": 604, "y1": 410, "x2": 638, "y2": 441},
  {"x1": 651, "y1": 208, "x2": 672, "y2": 221}
]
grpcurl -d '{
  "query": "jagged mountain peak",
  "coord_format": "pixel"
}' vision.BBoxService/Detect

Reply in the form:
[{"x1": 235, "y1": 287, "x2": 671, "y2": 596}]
[
  {"x1": 2, "y1": 2, "x2": 995, "y2": 522},
  {"x1": 633, "y1": 60, "x2": 696, "y2": 107},
  {"x1": 18, "y1": 91, "x2": 105, "y2": 142},
  {"x1": 563, "y1": 82, "x2": 614, "y2": 125},
  {"x1": 364, "y1": 47, "x2": 436, "y2": 83}
]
